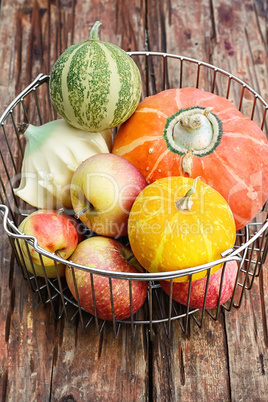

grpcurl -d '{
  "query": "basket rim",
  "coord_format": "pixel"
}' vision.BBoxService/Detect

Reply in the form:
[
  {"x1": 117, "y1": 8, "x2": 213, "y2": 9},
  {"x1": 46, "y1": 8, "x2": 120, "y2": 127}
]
[
  {"x1": 1, "y1": 51, "x2": 267, "y2": 125},
  {"x1": 1, "y1": 204, "x2": 267, "y2": 282},
  {"x1": 0, "y1": 73, "x2": 50, "y2": 125},
  {"x1": 127, "y1": 50, "x2": 268, "y2": 108}
]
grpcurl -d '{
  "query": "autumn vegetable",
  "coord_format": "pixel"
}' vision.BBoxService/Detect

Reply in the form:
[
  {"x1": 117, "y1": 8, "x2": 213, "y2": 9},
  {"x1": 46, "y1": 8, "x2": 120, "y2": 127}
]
[
  {"x1": 49, "y1": 21, "x2": 142, "y2": 132},
  {"x1": 112, "y1": 88, "x2": 268, "y2": 229},
  {"x1": 14, "y1": 119, "x2": 112, "y2": 210},
  {"x1": 128, "y1": 176, "x2": 236, "y2": 282}
]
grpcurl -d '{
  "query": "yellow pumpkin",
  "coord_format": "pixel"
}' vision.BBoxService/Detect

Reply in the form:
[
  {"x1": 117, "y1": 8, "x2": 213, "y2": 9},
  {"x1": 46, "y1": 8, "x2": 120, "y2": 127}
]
[{"x1": 128, "y1": 176, "x2": 236, "y2": 282}]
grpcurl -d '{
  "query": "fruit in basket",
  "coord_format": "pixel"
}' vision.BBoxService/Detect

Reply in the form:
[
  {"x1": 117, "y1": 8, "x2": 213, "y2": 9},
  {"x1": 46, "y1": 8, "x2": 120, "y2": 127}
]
[
  {"x1": 49, "y1": 21, "x2": 141, "y2": 132},
  {"x1": 70, "y1": 153, "x2": 147, "y2": 237},
  {"x1": 65, "y1": 236, "x2": 148, "y2": 321},
  {"x1": 112, "y1": 87, "x2": 268, "y2": 230},
  {"x1": 160, "y1": 260, "x2": 238, "y2": 309},
  {"x1": 128, "y1": 176, "x2": 236, "y2": 282},
  {"x1": 17, "y1": 209, "x2": 79, "y2": 278},
  {"x1": 14, "y1": 119, "x2": 112, "y2": 210}
]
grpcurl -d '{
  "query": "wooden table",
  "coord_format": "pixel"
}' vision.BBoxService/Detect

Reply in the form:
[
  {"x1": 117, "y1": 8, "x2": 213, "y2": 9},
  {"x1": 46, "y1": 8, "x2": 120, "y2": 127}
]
[{"x1": 0, "y1": 1, "x2": 267, "y2": 400}]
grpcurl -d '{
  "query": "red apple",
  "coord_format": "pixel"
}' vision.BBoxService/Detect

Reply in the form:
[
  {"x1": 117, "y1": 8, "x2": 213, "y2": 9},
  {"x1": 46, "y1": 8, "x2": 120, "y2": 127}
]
[
  {"x1": 160, "y1": 260, "x2": 238, "y2": 309},
  {"x1": 70, "y1": 153, "x2": 147, "y2": 238},
  {"x1": 59, "y1": 211, "x2": 87, "y2": 244},
  {"x1": 17, "y1": 209, "x2": 79, "y2": 277},
  {"x1": 65, "y1": 236, "x2": 148, "y2": 321}
]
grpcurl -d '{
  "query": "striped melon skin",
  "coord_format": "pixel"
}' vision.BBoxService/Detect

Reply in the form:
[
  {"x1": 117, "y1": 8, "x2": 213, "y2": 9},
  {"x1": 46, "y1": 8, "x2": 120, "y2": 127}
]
[{"x1": 49, "y1": 37, "x2": 141, "y2": 132}]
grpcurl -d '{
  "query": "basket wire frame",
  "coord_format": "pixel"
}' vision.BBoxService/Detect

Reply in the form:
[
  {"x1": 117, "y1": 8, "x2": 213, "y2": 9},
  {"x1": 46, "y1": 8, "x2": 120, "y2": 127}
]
[{"x1": 0, "y1": 52, "x2": 268, "y2": 339}]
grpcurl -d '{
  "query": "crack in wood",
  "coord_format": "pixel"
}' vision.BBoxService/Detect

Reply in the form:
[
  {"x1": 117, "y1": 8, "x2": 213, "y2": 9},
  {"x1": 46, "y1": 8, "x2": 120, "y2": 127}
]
[
  {"x1": 179, "y1": 345, "x2": 186, "y2": 386},
  {"x1": 209, "y1": 0, "x2": 217, "y2": 62},
  {"x1": 259, "y1": 269, "x2": 268, "y2": 348},
  {"x1": 1, "y1": 369, "x2": 8, "y2": 402}
]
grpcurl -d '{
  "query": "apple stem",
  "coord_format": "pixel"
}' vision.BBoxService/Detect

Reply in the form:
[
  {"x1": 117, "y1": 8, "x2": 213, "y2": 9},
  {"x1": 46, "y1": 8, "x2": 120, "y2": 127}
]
[
  {"x1": 175, "y1": 176, "x2": 200, "y2": 211},
  {"x1": 127, "y1": 254, "x2": 135, "y2": 262},
  {"x1": 74, "y1": 205, "x2": 92, "y2": 219}
]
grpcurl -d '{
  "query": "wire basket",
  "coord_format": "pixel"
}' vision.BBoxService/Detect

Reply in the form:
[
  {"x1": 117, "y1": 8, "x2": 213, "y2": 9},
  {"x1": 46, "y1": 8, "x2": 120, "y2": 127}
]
[{"x1": 0, "y1": 52, "x2": 268, "y2": 339}]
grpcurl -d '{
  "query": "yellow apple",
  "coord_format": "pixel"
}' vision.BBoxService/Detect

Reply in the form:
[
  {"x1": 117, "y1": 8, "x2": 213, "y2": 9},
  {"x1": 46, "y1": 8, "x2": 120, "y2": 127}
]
[{"x1": 70, "y1": 153, "x2": 147, "y2": 238}]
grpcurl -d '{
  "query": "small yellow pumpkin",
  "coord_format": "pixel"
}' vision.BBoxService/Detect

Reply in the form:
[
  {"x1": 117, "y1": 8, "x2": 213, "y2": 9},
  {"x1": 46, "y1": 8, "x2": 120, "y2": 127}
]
[{"x1": 128, "y1": 176, "x2": 236, "y2": 282}]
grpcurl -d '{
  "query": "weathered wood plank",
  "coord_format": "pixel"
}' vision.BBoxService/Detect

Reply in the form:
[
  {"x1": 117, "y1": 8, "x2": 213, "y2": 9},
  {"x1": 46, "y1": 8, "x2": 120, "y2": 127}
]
[
  {"x1": 0, "y1": 0, "x2": 148, "y2": 400},
  {"x1": 146, "y1": 1, "x2": 233, "y2": 400},
  {"x1": 211, "y1": 0, "x2": 268, "y2": 120},
  {"x1": 212, "y1": 1, "x2": 268, "y2": 400},
  {"x1": 0, "y1": 235, "x2": 13, "y2": 402},
  {"x1": 147, "y1": 0, "x2": 268, "y2": 400},
  {"x1": 49, "y1": 321, "x2": 149, "y2": 401},
  {"x1": 152, "y1": 314, "x2": 231, "y2": 401},
  {"x1": 46, "y1": 1, "x2": 149, "y2": 400},
  {"x1": 4, "y1": 281, "x2": 56, "y2": 401},
  {"x1": 147, "y1": 0, "x2": 214, "y2": 61},
  {"x1": 225, "y1": 279, "x2": 268, "y2": 401},
  {"x1": 0, "y1": 1, "x2": 57, "y2": 400}
]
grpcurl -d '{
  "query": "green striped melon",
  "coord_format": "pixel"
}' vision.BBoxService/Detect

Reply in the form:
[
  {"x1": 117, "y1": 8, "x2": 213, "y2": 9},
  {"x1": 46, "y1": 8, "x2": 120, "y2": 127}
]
[{"x1": 49, "y1": 21, "x2": 142, "y2": 132}]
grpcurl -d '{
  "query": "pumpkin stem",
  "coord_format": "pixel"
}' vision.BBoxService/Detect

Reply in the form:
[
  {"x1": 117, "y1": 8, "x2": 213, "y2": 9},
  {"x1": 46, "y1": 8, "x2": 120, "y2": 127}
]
[
  {"x1": 180, "y1": 115, "x2": 202, "y2": 129},
  {"x1": 176, "y1": 176, "x2": 200, "y2": 211},
  {"x1": 89, "y1": 21, "x2": 102, "y2": 41},
  {"x1": 180, "y1": 108, "x2": 213, "y2": 130},
  {"x1": 18, "y1": 122, "x2": 29, "y2": 135},
  {"x1": 182, "y1": 149, "x2": 193, "y2": 176}
]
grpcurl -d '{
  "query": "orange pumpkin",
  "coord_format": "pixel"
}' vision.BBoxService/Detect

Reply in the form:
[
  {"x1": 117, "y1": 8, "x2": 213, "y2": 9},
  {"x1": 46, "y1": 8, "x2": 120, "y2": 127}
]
[
  {"x1": 128, "y1": 176, "x2": 236, "y2": 282},
  {"x1": 112, "y1": 88, "x2": 268, "y2": 229}
]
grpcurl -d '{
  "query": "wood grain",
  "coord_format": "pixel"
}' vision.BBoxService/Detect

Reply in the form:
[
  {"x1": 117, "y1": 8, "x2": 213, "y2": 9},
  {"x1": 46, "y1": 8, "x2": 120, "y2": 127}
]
[
  {"x1": 50, "y1": 322, "x2": 149, "y2": 401},
  {"x1": 152, "y1": 314, "x2": 231, "y2": 401},
  {"x1": 0, "y1": 1, "x2": 267, "y2": 401}
]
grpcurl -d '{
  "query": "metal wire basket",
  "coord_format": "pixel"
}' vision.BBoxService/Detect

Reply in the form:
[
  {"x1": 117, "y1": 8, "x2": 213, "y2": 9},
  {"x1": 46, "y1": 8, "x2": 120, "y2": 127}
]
[{"x1": 0, "y1": 51, "x2": 268, "y2": 339}]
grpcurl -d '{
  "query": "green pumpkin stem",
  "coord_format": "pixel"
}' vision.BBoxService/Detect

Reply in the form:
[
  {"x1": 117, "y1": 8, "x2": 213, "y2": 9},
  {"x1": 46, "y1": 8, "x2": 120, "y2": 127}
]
[
  {"x1": 176, "y1": 176, "x2": 200, "y2": 211},
  {"x1": 89, "y1": 21, "x2": 102, "y2": 41}
]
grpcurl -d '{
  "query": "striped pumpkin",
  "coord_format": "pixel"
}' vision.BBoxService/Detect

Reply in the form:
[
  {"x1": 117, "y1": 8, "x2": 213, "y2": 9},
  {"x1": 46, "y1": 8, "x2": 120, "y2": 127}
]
[
  {"x1": 49, "y1": 21, "x2": 141, "y2": 132},
  {"x1": 112, "y1": 88, "x2": 268, "y2": 230}
]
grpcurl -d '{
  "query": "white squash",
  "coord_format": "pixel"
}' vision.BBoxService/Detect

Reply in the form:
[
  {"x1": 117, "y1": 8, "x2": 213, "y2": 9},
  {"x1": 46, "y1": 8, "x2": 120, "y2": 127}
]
[{"x1": 14, "y1": 119, "x2": 112, "y2": 210}]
